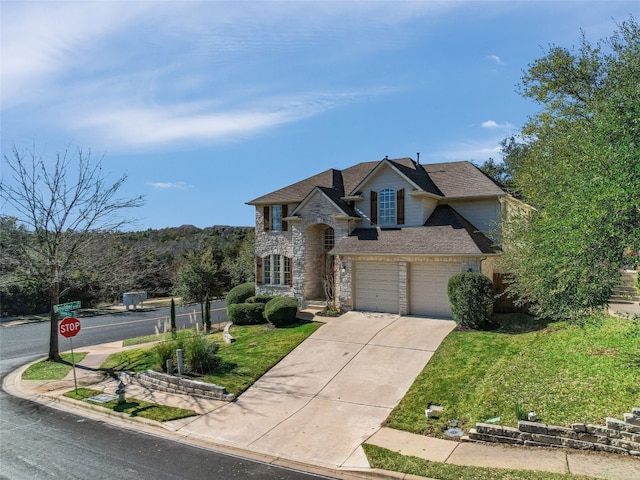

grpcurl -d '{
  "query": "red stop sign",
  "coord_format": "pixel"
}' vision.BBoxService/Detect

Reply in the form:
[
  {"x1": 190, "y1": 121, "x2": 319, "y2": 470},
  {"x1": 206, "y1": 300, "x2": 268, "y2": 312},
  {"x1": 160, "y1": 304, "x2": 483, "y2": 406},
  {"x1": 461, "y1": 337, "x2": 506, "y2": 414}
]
[{"x1": 59, "y1": 317, "x2": 81, "y2": 338}]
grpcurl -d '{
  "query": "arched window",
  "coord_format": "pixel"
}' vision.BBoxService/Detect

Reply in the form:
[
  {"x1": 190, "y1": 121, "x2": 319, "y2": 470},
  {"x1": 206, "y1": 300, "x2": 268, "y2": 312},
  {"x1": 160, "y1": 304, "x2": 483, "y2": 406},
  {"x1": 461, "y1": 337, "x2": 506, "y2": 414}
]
[{"x1": 379, "y1": 188, "x2": 396, "y2": 225}]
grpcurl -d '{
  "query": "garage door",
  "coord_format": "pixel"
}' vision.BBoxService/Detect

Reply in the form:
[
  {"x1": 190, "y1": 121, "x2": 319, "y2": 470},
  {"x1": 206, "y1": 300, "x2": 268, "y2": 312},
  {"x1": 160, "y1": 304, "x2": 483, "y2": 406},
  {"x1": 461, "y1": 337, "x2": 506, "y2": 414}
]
[
  {"x1": 355, "y1": 262, "x2": 399, "y2": 313},
  {"x1": 409, "y1": 263, "x2": 461, "y2": 318}
]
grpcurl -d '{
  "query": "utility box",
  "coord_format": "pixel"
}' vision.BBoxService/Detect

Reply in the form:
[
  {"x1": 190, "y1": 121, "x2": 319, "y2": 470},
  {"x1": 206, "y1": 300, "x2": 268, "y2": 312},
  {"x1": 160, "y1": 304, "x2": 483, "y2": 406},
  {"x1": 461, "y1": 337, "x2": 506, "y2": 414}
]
[{"x1": 123, "y1": 291, "x2": 147, "y2": 311}]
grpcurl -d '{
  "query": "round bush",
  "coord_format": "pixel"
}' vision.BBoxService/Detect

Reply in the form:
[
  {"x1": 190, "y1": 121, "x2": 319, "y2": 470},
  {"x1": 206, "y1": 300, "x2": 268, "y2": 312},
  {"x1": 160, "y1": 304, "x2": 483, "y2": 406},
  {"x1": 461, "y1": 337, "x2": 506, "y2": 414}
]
[
  {"x1": 264, "y1": 296, "x2": 299, "y2": 327},
  {"x1": 246, "y1": 294, "x2": 275, "y2": 304},
  {"x1": 227, "y1": 302, "x2": 266, "y2": 325},
  {"x1": 447, "y1": 272, "x2": 494, "y2": 329},
  {"x1": 226, "y1": 282, "x2": 255, "y2": 307}
]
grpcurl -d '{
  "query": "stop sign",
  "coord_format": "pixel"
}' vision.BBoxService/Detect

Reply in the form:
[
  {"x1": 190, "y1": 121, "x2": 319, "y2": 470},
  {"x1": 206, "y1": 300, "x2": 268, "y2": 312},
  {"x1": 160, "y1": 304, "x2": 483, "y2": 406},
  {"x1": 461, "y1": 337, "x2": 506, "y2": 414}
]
[{"x1": 59, "y1": 317, "x2": 81, "y2": 338}]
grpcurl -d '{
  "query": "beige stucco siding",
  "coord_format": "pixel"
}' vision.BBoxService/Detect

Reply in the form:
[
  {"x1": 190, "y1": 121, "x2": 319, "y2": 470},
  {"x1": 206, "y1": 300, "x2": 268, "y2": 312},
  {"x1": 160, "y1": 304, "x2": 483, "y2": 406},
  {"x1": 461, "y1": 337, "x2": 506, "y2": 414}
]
[
  {"x1": 446, "y1": 199, "x2": 501, "y2": 237},
  {"x1": 355, "y1": 166, "x2": 425, "y2": 227}
]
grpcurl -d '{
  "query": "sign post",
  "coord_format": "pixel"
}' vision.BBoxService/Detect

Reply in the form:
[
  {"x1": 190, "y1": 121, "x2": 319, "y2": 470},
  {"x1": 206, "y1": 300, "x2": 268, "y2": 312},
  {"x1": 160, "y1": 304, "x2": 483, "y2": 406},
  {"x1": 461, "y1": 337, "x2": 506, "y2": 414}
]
[{"x1": 59, "y1": 317, "x2": 81, "y2": 393}]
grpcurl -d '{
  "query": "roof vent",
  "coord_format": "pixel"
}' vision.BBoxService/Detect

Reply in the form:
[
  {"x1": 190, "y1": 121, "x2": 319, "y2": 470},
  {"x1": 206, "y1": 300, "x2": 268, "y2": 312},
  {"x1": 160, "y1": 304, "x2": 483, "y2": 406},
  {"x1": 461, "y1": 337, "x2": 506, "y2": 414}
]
[
  {"x1": 384, "y1": 155, "x2": 389, "y2": 160},
  {"x1": 416, "y1": 152, "x2": 420, "y2": 164}
]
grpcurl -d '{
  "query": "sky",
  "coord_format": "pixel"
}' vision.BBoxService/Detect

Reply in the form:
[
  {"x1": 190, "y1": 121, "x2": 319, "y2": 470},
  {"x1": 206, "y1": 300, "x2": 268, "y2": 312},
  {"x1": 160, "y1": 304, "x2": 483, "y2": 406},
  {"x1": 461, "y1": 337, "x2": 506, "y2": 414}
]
[{"x1": 1, "y1": 1, "x2": 638, "y2": 230}]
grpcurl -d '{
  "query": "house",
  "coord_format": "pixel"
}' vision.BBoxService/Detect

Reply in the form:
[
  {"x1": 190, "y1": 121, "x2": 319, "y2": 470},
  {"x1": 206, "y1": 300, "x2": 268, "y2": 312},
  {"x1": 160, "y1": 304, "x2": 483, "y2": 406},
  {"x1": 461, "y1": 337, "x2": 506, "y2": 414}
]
[{"x1": 247, "y1": 156, "x2": 512, "y2": 318}]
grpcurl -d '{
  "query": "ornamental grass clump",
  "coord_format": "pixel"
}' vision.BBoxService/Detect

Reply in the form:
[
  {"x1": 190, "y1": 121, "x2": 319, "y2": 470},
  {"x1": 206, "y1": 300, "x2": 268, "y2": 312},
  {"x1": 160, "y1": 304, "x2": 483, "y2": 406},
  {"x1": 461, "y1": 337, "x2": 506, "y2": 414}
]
[{"x1": 447, "y1": 272, "x2": 494, "y2": 329}]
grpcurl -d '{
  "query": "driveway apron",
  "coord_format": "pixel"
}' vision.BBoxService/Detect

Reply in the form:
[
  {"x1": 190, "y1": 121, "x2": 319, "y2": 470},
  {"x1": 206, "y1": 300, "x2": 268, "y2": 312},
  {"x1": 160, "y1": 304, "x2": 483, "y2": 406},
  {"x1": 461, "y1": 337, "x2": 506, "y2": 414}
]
[{"x1": 175, "y1": 311, "x2": 456, "y2": 469}]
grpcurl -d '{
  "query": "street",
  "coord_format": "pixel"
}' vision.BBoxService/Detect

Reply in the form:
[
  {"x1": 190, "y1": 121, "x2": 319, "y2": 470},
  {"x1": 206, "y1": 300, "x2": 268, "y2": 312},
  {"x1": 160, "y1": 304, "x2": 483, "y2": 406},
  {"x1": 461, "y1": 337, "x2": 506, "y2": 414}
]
[{"x1": 0, "y1": 304, "x2": 336, "y2": 480}]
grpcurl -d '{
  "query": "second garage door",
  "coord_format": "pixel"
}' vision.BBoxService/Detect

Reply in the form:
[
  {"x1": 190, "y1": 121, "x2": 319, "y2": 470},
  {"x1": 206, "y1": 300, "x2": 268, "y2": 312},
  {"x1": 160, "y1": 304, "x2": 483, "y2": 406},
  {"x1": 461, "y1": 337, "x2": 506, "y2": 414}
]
[
  {"x1": 355, "y1": 262, "x2": 399, "y2": 313},
  {"x1": 409, "y1": 263, "x2": 461, "y2": 318}
]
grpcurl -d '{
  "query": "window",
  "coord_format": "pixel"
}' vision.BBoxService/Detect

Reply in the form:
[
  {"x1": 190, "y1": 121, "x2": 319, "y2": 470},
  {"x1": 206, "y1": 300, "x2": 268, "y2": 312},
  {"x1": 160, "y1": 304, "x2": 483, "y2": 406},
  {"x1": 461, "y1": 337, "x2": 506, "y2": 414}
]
[
  {"x1": 273, "y1": 254, "x2": 281, "y2": 285},
  {"x1": 263, "y1": 205, "x2": 288, "y2": 232},
  {"x1": 284, "y1": 257, "x2": 291, "y2": 286},
  {"x1": 324, "y1": 227, "x2": 335, "y2": 252},
  {"x1": 260, "y1": 254, "x2": 293, "y2": 286},
  {"x1": 262, "y1": 255, "x2": 271, "y2": 285},
  {"x1": 379, "y1": 188, "x2": 396, "y2": 225},
  {"x1": 271, "y1": 205, "x2": 282, "y2": 232}
]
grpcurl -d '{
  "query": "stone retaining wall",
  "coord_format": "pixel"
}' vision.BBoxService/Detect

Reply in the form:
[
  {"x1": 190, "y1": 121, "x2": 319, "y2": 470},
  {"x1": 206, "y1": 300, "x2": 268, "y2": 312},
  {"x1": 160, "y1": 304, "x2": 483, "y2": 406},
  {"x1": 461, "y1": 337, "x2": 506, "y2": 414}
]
[
  {"x1": 136, "y1": 370, "x2": 235, "y2": 402},
  {"x1": 468, "y1": 408, "x2": 640, "y2": 456}
]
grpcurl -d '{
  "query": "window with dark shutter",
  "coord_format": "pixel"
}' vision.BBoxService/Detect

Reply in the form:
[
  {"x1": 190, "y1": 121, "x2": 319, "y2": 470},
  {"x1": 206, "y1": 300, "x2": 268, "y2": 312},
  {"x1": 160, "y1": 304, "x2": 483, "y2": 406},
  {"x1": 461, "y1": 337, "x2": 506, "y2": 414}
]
[
  {"x1": 256, "y1": 256, "x2": 263, "y2": 285},
  {"x1": 282, "y1": 204, "x2": 288, "y2": 231},
  {"x1": 263, "y1": 206, "x2": 270, "y2": 231},
  {"x1": 397, "y1": 188, "x2": 405, "y2": 225},
  {"x1": 370, "y1": 191, "x2": 378, "y2": 225}
]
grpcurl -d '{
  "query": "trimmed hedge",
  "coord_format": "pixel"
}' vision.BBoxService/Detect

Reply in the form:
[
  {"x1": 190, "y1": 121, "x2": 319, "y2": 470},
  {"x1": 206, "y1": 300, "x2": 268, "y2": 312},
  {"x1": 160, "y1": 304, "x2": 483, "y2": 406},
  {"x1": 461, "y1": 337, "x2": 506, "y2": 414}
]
[
  {"x1": 226, "y1": 282, "x2": 255, "y2": 307},
  {"x1": 264, "y1": 296, "x2": 299, "y2": 327},
  {"x1": 447, "y1": 272, "x2": 494, "y2": 329},
  {"x1": 246, "y1": 295, "x2": 275, "y2": 304},
  {"x1": 227, "y1": 303, "x2": 266, "y2": 325}
]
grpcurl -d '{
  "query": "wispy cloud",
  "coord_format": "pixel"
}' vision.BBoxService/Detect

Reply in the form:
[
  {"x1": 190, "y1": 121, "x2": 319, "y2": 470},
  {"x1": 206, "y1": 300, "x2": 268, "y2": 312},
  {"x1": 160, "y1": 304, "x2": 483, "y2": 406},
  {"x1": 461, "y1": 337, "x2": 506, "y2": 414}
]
[
  {"x1": 147, "y1": 181, "x2": 192, "y2": 190},
  {"x1": 487, "y1": 54, "x2": 505, "y2": 65},
  {"x1": 0, "y1": 2, "x2": 450, "y2": 150},
  {"x1": 482, "y1": 120, "x2": 514, "y2": 129}
]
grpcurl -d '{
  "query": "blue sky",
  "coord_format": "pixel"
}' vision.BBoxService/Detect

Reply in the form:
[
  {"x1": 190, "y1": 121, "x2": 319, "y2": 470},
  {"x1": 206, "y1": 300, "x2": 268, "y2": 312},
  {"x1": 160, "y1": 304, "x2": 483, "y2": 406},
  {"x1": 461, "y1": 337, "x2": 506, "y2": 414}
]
[{"x1": 1, "y1": 1, "x2": 637, "y2": 230}]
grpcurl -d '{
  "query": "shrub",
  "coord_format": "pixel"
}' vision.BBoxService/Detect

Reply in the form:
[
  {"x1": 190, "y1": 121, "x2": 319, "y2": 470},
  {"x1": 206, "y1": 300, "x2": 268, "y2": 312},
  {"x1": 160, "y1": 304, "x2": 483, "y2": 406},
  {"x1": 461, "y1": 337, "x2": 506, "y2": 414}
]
[
  {"x1": 447, "y1": 272, "x2": 494, "y2": 329},
  {"x1": 185, "y1": 335, "x2": 220, "y2": 374},
  {"x1": 226, "y1": 282, "x2": 255, "y2": 307},
  {"x1": 154, "y1": 338, "x2": 186, "y2": 373},
  {"x1": 246, "y1": 295, "x2": 274, "y2": 304},
  {"x1": 264, "y1": 296, "x2": 299, "y2": 327},
  {"x1": 227, "y1": 303, "x2": 266, "y2": 325}
]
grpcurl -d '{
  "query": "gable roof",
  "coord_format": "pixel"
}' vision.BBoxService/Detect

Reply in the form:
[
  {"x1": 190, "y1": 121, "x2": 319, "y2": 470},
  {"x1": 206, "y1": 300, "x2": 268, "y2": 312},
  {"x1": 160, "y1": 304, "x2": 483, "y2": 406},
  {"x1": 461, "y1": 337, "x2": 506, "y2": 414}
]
[
  {"x1": 290, "y1": 186, "x2": 360, "y2": 218},
  {"x1": 330, "y1": 205, "x2": 500, "y2": 256},
  {"x1": 247, "y1": 158, "x2": 505, "y2": 205}
]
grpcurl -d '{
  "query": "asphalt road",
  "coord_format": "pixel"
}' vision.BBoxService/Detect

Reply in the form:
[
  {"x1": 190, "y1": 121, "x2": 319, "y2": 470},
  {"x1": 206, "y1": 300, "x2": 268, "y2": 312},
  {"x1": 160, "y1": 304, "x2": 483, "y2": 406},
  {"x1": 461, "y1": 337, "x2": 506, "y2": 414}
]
[{"x1": 0, "y1": 304, "x2": 336, "y2": 480}]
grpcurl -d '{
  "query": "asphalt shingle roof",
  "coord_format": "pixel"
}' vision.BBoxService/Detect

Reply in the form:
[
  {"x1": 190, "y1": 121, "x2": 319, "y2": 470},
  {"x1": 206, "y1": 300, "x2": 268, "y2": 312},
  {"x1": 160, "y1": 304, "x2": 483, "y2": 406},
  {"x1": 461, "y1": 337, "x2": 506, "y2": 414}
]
[
  {"x1": 247, "y1": 158, "x2": 505, "y2": 205},
  {"x1": 330, "y1": 205, "x2": 500, "y2": 256}
]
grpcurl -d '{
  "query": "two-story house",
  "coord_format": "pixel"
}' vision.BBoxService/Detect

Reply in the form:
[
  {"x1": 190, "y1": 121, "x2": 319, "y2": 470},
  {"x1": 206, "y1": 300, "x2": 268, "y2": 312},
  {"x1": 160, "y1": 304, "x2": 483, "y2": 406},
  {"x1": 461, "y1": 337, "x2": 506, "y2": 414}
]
[{"x1": 247, "y1": 157, "x2": 509, "y2": 318}]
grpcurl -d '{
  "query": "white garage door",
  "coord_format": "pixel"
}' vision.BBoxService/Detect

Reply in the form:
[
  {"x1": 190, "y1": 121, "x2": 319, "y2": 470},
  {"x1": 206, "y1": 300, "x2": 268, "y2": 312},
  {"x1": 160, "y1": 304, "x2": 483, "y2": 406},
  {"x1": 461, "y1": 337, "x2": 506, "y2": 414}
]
[
  {"x1": 409, "y1": 263, "x2": 461, "y2": 318},
  {"x1": 355, "y1": 262, "x2": 399, "y2": 313}
]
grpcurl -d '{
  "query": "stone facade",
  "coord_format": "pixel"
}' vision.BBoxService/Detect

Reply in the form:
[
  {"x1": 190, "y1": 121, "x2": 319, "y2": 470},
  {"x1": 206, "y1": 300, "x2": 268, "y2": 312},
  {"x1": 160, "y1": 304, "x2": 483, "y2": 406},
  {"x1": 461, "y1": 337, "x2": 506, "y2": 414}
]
[
  {"x1": 255, "y1": 192, "x2": 354, "y2": 310},
  {"x1": 136, "y1": 370, "x2": 235, "y2": 401},
  {"x1": 467, "y1": 408, "x2": 640, "y2": 456}
]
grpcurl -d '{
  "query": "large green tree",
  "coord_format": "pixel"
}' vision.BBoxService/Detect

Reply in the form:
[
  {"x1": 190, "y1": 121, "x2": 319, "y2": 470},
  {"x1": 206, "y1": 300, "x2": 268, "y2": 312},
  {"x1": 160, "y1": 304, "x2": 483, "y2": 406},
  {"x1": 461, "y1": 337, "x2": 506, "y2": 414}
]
[
  {"x1": 501, "y1": 17, "x2": 640, "y2": 319},
  {"x1": 1, "y1": 145, "x2": 144, "y2": 360}
]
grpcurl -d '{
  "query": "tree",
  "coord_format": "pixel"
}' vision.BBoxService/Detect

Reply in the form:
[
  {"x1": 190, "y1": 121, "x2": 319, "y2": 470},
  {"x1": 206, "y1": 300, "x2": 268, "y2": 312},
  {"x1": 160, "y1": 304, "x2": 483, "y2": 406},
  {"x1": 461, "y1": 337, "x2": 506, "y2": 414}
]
[
  {"x1": 170, "y1": 297, "x2": 177, "y2": 334},
  {"x1": 222, "y1": 230, "x2": 255, "y2": 287},
  {"x1": 173, "y1": 248, "x2": 222, "y2": 314},
  {"x1": 0, "y1": 145, "x2": 144, "y2": 359},
  {"x1": 500, "y1": 17, "x2": 640, "y2": 319}
]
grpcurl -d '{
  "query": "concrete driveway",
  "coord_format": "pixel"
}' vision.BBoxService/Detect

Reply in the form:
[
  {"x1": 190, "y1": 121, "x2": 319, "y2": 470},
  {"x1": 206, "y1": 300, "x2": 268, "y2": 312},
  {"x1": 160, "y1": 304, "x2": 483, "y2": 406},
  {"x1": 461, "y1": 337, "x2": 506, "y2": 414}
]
[{"x1": 174, "y1": 311, "x2": 456, "y2": 469}]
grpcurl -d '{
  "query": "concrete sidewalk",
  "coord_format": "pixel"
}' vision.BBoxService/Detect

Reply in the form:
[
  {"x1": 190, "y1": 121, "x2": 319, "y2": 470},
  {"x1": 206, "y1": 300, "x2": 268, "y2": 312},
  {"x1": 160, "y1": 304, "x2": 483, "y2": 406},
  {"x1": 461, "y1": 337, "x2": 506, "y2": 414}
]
[{"x1": 4, "y1": 313, "x2": 639, "y2": 480}]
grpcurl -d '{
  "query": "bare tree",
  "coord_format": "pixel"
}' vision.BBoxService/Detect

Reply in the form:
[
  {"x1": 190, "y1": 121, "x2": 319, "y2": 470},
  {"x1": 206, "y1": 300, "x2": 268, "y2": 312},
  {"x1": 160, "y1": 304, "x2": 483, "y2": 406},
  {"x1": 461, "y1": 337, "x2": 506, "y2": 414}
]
[{"x1": 1, "y1": 144, "x2": 144, "y2": 360}]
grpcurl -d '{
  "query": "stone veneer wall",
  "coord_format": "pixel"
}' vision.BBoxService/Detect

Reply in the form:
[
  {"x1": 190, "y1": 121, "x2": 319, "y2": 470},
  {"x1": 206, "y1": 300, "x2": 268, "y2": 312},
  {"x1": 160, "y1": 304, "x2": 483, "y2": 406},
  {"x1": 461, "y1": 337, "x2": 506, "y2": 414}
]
[
  {"x1": 468, "y1": 408, "x2": 640, "y2": 456},
  {"x1": 136, "y1": 370, "x2": 236, "y2": 402}
]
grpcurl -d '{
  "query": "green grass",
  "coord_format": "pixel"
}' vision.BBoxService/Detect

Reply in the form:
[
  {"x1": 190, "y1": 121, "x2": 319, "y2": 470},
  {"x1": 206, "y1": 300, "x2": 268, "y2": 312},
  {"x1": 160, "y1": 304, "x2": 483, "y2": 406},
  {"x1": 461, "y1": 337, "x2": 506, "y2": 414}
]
[
  {"x1": 65, "y1": 387, "x2": 197, "y2": 422},
  {"x1": 385, "y1": 314, "x2": 640, "y2": 437},
  {"x1": 363, "y1": 444, "x2": 597, "y2": 480},
  {"x1": 101, "y1": 321, "x2": 322, "y2": 395},
  {"x1": 122, "y1": 328, "x2": 200, "y2": 346},
  {"x1": 22, "y1": 352, "x2": 89, "y2": 380}
]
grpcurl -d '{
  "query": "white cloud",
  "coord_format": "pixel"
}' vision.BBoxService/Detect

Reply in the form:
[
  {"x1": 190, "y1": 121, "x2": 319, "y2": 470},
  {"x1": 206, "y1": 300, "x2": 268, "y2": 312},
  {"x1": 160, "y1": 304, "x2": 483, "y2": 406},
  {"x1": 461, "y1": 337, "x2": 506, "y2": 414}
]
[
  {"x1": 487, "y1": 54, "x2": 504, "y2": 65},
  {"x1": 482, "y1": 120, "x2": 514, "y2": 129},
  {"x1": 147, "y1": 181, "x2": 192, "y2": 190}
]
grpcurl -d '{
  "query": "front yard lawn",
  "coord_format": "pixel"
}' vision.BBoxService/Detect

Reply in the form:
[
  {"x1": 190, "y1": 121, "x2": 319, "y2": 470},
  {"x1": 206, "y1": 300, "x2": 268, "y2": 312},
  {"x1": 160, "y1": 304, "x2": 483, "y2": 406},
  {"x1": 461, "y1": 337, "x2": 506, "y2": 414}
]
[
  {"x1": 22, "y1": 352, "x2": 89, "y2": 380},
  {"x1": 65, "y1": 387, "x2": 196, "y2": 422},
  {"x1": 101, "y1": 321, "x2": 322, "y2": 395},
  {"x1": 363, "y1": 444, "x2": 597, "y2": 480},
  {"x1": 385, "y1": 314, "x2": 639, "y2": 437}
]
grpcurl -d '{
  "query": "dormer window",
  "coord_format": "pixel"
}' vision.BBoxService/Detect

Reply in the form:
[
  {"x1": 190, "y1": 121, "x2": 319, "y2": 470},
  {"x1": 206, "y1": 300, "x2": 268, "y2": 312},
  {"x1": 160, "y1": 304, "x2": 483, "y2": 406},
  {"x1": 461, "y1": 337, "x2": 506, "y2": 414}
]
[
  {"x1": 370, "y1": 188, "x2": 405, "y2": 226},
  {"x1": 379, "y1": 188, "x2": 396, "y2": 225}
]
